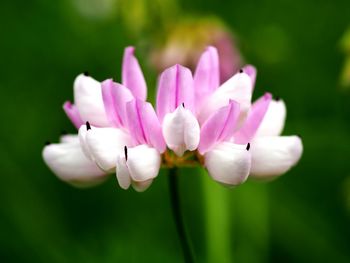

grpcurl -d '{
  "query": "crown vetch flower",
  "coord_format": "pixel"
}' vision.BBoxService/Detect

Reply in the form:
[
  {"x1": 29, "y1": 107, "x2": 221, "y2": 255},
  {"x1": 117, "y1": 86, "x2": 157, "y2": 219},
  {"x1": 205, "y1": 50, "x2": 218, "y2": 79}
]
[{"x1": 43, "y1": 46, "x2": 303, "y2": 191}]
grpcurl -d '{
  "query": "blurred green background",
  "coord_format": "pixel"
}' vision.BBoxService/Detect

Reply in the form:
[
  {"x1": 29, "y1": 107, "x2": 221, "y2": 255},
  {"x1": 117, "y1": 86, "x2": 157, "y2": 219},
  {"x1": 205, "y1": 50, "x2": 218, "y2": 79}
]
[{"x1": 1, "y1": 0, "x2": 350, "y2": 262}]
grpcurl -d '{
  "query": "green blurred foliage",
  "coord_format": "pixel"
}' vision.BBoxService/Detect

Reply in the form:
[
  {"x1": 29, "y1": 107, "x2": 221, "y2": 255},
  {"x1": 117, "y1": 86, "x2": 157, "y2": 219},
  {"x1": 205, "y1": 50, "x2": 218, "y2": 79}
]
[
  {"x1": 340, "y1": 27, "x2": 350, "y2": 88},
  {"x1": 0, "y1": 0, "x2": 350, "y2": 262}
]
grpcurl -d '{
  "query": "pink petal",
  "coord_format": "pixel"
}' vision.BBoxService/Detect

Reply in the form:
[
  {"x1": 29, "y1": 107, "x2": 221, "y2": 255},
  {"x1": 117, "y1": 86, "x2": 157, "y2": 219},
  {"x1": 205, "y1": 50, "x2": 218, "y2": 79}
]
[
  {"x1": 63, "y1": 101, "x2": 84, "y2": 129},
  {"x1": 156, "y1": 64, "x2": 194, "y2": 122},
  {"x1": 215, "y1": 33, "x2": 242, "y2": 83},
  {"x1": 234, "y1": 93, "x2": 272, "y2": 144},
  {"x1": 197, "y1": 71, "x2": 252, "y2": 124},
  {"x1": 242, "y1": 65, "x2": 257, "y2": 90},
  {"x1": 101, "y1": 79, "x2": 134, "y2": 128},
  {"x1": 125, "y1": 99, "x2": 146, "y2": 145},
  {"x1": 198, "y1": 100, "x2": 240, "y2": 154},
  {"x1": 122, "y1": 47, "x2": 147, "y2": 100},
  {"x1": 126, "y1": 99, "x2": 166, "y2": 153},
  {"x1": 194, "y1": 46, "x2": 220, "y2": 105},
  {"x1": 140, "y1": 102, "x2": 166, "y2": 153}
]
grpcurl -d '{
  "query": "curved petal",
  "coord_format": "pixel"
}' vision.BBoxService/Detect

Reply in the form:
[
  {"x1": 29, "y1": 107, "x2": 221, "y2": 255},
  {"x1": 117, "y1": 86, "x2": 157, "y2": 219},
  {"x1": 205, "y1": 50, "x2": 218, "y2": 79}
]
[
  {"x1": 255, "y1": 99, "x2": 286, "y2": 137},
  {"x1": 204, "y1": 142, "x2": 251, "y2": 186},
  {"x1": 42, "y1": 138, "x2": 106, "y2": 188},
  {"x1": 78, "y1": 124, "x2": 93, "y2": 160},
  {"x1": 183, "y1": 111, "x2": 201, "y2": 154},
  {"x1": 60, "y1": 134, "x2": 78, "y2": 144},
  {"x1": 125, "y1": 99, "x2": 147, "y2": 145},
  {"x1": 132, "y1": 180, "x2": 153, "y2": 192},
  {"x1": 63, "y1": 101, "x2": 83, "y2": 129},
  {"x1": 198, "y1": 100, "x2": 240, "y2": 154},
  {"x1": 197, "y1": 71, "x2": 253, "y2": 124},
  {"x1": 116, "y1": 155, "x2": 131, "y2": 190},
  {"x1": 126, "y1": 99, "x2": 166, "y2": 153},
  {"x1": 127, "y1": 146, "x2": 161, "y2": 182},
  {"x1": 85, "y1": 127, "x2": 132, "y2": 171},
  {"x1": 78, "y1": 124, "x2": 93, "y2": 161},
  {"x1": 156, "y1": 64, "x2": 194, "y2": 122},
  {"x1": 101, "y1": 79, "x2": 134, "y2": 128},
  {"x1": 125, "y1": 145, "x2": 161, "y2": 182},
  {"x1": 116, "y1": 150, "x2": 155, "y2": 192},
  {"x1": 162, "y1": 105, "x2": 200, "y2": 156},
  {"x1": 139, "y1": 101, "x2": 167, "y2": 153},
  {"x1": 194, "y1": 46, "x2": 219, "y2": 108},
  {"x1": 73, "y1": 74, "x2": 109, "y2": 127},
  {"x1": 242, "y1": 65, "x2": 257, "y2": 90},
  {"x1": 122, "y1": 47, "x2": 147, "y2": 100},
  {"x1": 250, "y1": 136, "x2": 303, "y2": 179},
  {"x1": 234, "y1": 93, "x2": 272, "y2": 144}
]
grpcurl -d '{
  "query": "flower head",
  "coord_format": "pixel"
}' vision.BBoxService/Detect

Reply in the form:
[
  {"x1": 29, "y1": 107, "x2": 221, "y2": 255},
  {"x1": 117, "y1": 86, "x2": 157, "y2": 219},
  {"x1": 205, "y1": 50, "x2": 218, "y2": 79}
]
[{"x1": 43, "y1": 46, "x2": 303, "y2": 191}]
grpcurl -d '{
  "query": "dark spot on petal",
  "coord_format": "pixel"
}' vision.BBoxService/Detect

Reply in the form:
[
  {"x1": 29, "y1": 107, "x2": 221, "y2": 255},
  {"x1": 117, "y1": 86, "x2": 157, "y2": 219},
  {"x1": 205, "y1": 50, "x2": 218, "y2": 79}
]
[
  {"x1": 86, "y1": 121, "x2": 91, "y2": 130},
  {"x1": 239, "y1": 69, "x2": 243, "y2": 73},
  {"x1": 124, "y1": 146, "x2": 128, "y2": 161},
  {"x1": 83, "y1": 71, "x2": 89, "y2": 76},
  {"x1": 182, "y1": 102, "x2": 185, "y2": 108},
  {"x1": 275, "y1": 96, "x2": 281, "y2": 101},
  {"x1": 45, "y1": 141, "x2": 51, "y2": 146},
  {"x1": 246, "y1": 143, "x2": 250, "y2": 151}
]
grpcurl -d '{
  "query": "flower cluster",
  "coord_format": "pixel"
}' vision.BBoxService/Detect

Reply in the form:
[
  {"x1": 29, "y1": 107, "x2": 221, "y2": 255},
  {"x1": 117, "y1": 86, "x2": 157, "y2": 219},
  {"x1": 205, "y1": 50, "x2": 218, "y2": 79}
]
[{"x1": 43, "y1": 46, "x2": 303, "y2": 191}]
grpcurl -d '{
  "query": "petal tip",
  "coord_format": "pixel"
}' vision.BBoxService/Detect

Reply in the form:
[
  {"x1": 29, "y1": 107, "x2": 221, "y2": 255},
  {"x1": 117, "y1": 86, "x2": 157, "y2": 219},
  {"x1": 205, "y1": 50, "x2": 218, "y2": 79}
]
[
  {"x1": 63, "y1": 101, "x2": 72, "y2": 109},
  {"x1": 124, "y1": 46, "x2": 135, "y2": 57},
  {"x1": 264, "y1": 92, "x2": 273, "y2": 100}
]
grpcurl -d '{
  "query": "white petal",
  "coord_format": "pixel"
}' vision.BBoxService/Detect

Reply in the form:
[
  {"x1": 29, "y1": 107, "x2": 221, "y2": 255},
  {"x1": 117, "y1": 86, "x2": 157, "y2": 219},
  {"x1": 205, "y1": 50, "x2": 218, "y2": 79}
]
[
  {"x1": 197, "y1": 72, "x2": 252, "y2": 124},
  {"x1": 255, "y1": 99, "x2": 286, "y2": 137},
  {"x1": 74, "y1": 74, "x2": 109, "y2": 127},
  {"x1": 42, "y1": 140, "x2": 106, "y2": 188},
  {"x1": 250, "y1": 136, "x2": 303, "y2": 179},
  {"x1": 162, "y1": 106, "x2": 200, "y2": 156},
  {"x1": 204, "y1": 142, "x2": 251, "y2": 186},
  {"x1": 85, "y1": 127, "x2": 132, "y2": 171},
  {"x1": 116, "y1": 155, "x2": 132, "y2": 190},
  {"x1": 132, "y1": 180, "x2": 153, "y2": 192},
  {"x1": 183, "y1": 109, "x2": 201, "y2": 152},
  {"x1": 60, "y1": 134, "x2": 78, "y2": 144},
  {"x1": 78, "y1": 124, "x2": 93, "y2": 160},
  {"x1": 126, "y1": 145, "x2": 161, "y2": 182}
]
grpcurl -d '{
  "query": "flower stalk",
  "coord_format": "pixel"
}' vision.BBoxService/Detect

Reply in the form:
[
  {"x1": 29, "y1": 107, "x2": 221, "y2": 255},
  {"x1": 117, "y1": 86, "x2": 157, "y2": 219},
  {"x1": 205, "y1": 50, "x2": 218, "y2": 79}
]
[
  {"x1": 201, "y1": 168, "x2": 232, "y2": 263},
  {"x1": 168, "y1": 168, "x2": 195, "y2": 263}
]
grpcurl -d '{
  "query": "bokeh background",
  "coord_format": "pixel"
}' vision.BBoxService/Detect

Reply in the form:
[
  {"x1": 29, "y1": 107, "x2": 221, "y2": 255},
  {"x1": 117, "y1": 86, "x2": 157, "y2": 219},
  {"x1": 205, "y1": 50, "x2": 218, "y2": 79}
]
[{"x1": 1, "y1": 0, "x2": 350, "y2": 262}]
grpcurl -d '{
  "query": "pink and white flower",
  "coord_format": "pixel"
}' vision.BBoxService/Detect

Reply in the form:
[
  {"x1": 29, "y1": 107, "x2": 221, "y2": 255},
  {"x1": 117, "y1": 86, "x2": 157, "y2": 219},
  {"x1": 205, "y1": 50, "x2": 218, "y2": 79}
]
[{"x1": 43, "y1": 46, "x2": 303, "y2": 191}]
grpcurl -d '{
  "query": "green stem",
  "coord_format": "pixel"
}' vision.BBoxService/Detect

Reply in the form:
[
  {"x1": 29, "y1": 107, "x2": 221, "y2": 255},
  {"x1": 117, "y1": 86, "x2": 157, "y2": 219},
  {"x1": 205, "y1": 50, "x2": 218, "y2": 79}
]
[
  {"x1": 168, "y1": 168, "x2": 195, "y2": 263},
  {"x1": 235, "y1": 183, "x2": 269, "y2": 263},
  {"x1": 201, "y1": 169, "x2": 232, "y2": 263}
]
